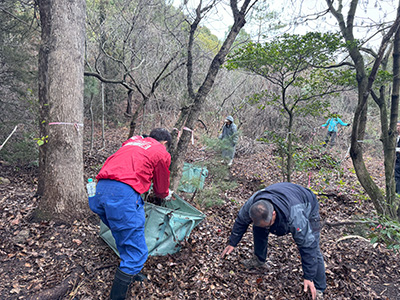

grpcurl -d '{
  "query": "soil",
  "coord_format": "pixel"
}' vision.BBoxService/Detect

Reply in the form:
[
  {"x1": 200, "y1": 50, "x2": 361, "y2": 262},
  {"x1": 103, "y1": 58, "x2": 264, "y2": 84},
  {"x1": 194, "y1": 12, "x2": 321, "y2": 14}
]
[{"x1": 0, "y1": 127, "x2": 399, "y2": 300}]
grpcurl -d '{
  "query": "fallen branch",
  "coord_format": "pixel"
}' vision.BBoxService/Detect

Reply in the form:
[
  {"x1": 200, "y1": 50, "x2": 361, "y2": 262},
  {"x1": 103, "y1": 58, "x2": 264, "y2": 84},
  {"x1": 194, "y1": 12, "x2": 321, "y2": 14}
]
[
  {"x1": 25, "y1": 267, "x2": 82, "y2": 300},
  {"x1": 336, "y1": 235, "x2": 370, "y2": 243},
  {"x1": 322, "y1": 220, "x2": 379, "y2": 228}
]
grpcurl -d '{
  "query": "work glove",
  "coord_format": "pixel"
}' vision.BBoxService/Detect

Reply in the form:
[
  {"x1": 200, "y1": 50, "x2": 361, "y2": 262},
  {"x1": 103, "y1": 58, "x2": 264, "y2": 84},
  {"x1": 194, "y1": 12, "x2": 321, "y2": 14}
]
[{"x1": 164, "y1": 189, "x2": 174, "y2": 201}]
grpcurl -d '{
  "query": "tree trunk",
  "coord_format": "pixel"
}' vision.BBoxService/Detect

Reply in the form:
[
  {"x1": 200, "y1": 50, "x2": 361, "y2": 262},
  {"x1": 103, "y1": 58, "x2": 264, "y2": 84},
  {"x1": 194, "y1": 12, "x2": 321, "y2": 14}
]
[
  {"x1": 126, "y1": 90, "x2": 133, "y2": 115},
  {"x1": 390, "y1": 24, "x2": 400, "y2": 219},
  {"x1": 170, "y1": 106, "x2": 190, "y2": 152},
  {"x1": 128, "y1": 99, "x2": 146, "y2": 138},
  {"x1": 169, "y1": 0, "x2": 254, "y2": 190},
  {"x1": 35, "y1": 0, "x2": 86, "y2": 223},
  {"x1": 101, "y1": 82, "x2": 105, "y2": 148},
  {"x1": 371, "y1": 49, "x2": 398, "y2": 219},
  {"x1": 350, "y1": 81, "x2": 385, "y2": 214},
  {"x1": 349, "y1": 5, "x2": 400, "y2": 219},
  {"x1": 89, "y1": 93, "x2": 94, "y2": 153},
  {"x1": 286, "y1": 112, "x2": 293, "y2": 182},
  {"x1": 327, "y1": 0, "x2": 400, "y2": 220}
]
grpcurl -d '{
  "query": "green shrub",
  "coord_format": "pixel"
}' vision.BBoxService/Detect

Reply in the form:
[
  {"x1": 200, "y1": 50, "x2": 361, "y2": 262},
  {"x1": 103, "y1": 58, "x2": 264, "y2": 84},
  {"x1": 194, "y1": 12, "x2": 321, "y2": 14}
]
[
  {"x1": 193, "y1": 135, "x2": 238, "y2": 209},
  {"x1": 365, "y1": 216, "x2": 400, "y2": 251}
]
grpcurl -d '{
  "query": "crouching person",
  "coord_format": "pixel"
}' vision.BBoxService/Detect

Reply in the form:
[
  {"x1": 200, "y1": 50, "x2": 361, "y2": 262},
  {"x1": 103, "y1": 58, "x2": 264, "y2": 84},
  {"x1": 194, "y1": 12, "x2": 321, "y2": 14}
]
[
  {"x1": 221, "y1": 182, "x2": 326, "y2": 300},
  {"x1": 89, "y1": 128, "x2": 172, "y2": 300}
]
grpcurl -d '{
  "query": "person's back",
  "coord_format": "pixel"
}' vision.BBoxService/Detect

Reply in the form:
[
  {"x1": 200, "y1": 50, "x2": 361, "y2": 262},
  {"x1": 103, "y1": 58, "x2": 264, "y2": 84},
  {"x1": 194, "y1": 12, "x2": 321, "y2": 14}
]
[
  {"x1": 235, "y1": 182, "x2": 318, "y2": 238},
  {"x1": 221, "y1": 182, "x2": 326, "y2": 299},
  {"x1": 97, "y1": 135, "x2": 170, "y2": 197}
]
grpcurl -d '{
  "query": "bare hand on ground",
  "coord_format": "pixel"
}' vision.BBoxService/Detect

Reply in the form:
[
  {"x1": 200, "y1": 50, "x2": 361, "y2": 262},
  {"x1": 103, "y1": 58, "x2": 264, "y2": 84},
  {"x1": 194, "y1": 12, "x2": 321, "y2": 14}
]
[
  {"x1": 304, "y1": 279, "x2": 317, "y2": 300},
  {"x1": 221, "y1": 245, "x2": 234, "y2": 258}
]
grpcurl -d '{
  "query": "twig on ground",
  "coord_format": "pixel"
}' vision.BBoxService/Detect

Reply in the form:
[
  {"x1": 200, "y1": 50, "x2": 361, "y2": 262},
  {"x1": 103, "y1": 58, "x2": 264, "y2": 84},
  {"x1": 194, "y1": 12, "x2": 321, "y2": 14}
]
[{"x1": 336, "y1": 235, "x2": 370, "y2": 243}]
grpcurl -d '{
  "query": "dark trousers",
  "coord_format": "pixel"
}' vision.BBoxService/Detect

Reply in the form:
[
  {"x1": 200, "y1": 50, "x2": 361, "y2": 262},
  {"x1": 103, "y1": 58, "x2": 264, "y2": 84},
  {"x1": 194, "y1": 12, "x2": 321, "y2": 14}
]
[
  {"x1": 253, "y1": 221, "x2": 326, "y2": 292},
  {"x1": 324, "y1": 131, "x2": 337, "y2": 147}
]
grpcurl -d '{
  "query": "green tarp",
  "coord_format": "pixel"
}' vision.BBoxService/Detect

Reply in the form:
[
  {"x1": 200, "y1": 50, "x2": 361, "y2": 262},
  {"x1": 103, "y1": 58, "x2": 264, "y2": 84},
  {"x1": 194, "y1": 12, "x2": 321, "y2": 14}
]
[
  {"x1": 178, "y1": 162, "x2": 208, "y2": 193},
  {"x1": 99, "y1": 193, "x2": 205, "y2": 257}
]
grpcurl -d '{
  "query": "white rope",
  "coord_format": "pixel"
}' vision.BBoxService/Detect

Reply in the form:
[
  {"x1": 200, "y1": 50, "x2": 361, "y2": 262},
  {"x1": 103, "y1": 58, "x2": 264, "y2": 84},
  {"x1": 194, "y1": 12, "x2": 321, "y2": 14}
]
[{"x1": 0, "y1": 125, "x2": 18, "y2": 151}]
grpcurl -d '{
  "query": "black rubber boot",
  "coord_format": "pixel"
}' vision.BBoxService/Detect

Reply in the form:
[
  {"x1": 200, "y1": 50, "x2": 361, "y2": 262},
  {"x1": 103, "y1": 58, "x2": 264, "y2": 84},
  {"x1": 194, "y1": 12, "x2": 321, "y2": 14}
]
[
  {"x1": 109, "y1": 268, "x2": 133, "y2": 300},
  {"x1": 132, "y1": 272, "x2": 147, "y2": 282}
]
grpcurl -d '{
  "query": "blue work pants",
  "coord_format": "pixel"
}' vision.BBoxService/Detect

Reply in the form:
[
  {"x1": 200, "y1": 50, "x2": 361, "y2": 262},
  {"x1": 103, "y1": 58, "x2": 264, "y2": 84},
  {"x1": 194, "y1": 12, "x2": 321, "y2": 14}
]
[{"x1": 89, "y1": 179, "x2": 148, "y2": 275}]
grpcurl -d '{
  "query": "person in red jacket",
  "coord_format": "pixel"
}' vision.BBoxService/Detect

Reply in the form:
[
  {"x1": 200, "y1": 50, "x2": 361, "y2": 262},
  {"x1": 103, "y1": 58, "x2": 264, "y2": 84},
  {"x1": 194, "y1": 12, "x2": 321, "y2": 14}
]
[{"x1": 89, "y1": 128, "x2": 172, "y2": 300}]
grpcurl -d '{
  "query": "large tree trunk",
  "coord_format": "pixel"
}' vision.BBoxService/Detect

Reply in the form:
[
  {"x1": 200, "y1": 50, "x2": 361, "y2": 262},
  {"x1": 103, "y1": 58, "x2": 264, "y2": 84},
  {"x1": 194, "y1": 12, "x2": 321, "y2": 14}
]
[{"x1": 34, "y1": 0, "x2": 86, "y2": 222}]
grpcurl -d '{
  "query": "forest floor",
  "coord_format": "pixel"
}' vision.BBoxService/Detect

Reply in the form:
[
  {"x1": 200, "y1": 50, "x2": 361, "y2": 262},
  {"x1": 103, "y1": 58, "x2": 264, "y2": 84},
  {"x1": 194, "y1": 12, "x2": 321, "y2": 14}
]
[{"x1": 0, "y1": 126, "x2": 400, "y2": 300}]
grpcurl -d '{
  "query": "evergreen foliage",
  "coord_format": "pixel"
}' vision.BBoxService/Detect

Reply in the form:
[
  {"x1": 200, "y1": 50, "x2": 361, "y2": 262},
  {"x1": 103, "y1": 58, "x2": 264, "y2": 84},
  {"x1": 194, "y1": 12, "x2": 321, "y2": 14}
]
[{"x1": 0, "y1": 1, "x2": 39, "y2": 163}]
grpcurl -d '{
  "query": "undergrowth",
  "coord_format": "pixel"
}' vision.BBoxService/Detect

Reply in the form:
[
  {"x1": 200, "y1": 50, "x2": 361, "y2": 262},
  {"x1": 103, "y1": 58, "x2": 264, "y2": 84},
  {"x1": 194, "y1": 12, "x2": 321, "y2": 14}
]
[{"x1": 192, "y1": 136, "x2": 237, "y2": 209}]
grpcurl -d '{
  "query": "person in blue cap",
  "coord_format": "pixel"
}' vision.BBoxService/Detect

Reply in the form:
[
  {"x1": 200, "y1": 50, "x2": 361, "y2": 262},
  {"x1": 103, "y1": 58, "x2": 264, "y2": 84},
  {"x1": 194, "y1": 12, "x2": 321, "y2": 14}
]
[
  {"x1": 218, "y1": 115, "x2": 238, "y2": 166},
  {"x1": 321, "y1": 113, "x2": 350, "y2": 147}
]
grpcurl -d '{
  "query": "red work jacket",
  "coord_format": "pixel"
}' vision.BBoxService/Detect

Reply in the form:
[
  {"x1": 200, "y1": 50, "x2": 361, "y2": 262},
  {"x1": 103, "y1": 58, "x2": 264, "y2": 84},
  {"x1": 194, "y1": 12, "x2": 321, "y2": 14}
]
[{"x1": 96, "y1": 135, "x2": 171, "y2": 198}]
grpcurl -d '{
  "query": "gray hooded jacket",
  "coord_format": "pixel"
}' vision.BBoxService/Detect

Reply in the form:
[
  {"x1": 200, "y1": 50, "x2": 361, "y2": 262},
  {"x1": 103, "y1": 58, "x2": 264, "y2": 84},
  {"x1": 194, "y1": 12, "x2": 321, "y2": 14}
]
[
  {"x1": 219, "y1": 116, "x2": 238, "y2": 159},
  {"x1": 228, "y1": 182, "x2": 321, "y2": 282}
]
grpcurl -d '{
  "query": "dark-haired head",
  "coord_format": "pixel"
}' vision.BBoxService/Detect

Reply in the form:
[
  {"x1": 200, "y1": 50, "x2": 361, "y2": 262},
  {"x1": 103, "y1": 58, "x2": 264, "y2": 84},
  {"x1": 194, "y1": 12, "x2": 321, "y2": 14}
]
[
  {"x1": 249, "y1": 200, "x2": 274, "y2": 227},
  {"x1": 150, "y1": 128, "x2": 172, "y2": 148}
]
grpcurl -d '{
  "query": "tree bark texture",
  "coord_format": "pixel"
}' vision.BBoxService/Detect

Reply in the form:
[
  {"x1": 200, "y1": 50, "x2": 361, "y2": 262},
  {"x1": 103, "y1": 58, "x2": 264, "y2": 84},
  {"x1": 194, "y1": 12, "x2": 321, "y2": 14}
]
[
  {"x1": 286, "y1": 111, "x2": 293, "y2": 183},
  {"x1": 390, "y1": 24, "x2": 400, "y2": 219},
  {"x1": 35, "y1": 0, "x2": 87, "y2": 222}
]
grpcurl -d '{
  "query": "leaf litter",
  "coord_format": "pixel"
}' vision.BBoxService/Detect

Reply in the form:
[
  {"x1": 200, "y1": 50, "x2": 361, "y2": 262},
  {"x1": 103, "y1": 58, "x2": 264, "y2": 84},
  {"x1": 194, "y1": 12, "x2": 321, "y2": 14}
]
[{"x1": 0, "y1": 127, "x2": 399, "y2": 299}]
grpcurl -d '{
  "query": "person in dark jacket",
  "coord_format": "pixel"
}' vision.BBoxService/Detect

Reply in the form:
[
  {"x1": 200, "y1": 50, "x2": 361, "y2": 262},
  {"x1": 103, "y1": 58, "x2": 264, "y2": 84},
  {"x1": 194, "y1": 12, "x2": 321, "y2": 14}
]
[
  {"x1": 221, "y1": 182, "x2": 326, "y2": 300},
  {"x1": 395, "y1": 121, "x2": 400, "y2": 193}
]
